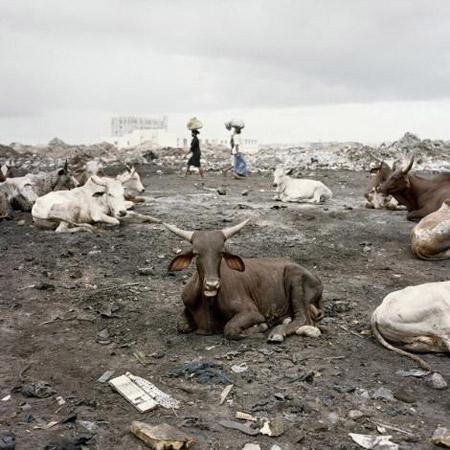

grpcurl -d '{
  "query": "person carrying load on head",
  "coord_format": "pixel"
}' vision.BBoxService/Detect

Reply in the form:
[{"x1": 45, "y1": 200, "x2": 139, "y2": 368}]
[
  {"x1": 184, "y1": 117, "x2": 204, "y2": 179},
  {"x1": 223, "y1": 119, "x2": 248, "y2": 178}
]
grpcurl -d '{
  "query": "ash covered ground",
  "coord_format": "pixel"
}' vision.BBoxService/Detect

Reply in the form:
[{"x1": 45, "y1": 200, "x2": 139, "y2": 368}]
[{"x1": 0, "y1": 166, "x2": 449, "y2": 450}]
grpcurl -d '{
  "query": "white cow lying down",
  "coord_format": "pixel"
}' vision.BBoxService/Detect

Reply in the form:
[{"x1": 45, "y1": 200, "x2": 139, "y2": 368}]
[
  {"x1": 410, "y1": 199, "x2": 450, "y2": 260},
  {"x1": 371, "y1": 281, "x2": 450, "y2": 370},
  {"x1": 273, "y1": 168, "x2": 332, "y2": 203},
  {"x1": 32, "y1": 176, "x2": 129, "y2": 232}
]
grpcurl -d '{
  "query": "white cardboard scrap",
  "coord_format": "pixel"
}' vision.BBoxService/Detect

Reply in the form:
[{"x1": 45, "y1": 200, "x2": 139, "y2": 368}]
[{"x1": 109, "y1": 372, "x2": 179, "y2": 413}]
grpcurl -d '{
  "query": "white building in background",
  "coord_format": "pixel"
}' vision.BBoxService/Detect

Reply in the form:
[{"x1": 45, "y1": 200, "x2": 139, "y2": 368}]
[
  {"x1": 106, "y1": 115, "x2": 177, "y2": 149},
  {"x1": 111, "y1": 116, "x2": 168, "y2": 136}
]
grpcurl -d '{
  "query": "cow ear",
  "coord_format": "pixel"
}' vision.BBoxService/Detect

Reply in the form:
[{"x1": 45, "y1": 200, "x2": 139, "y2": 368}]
[
  {"x1": 223, "y1": 252, "x2": 245, "y2": 272},
  {"x1": 168, "y1": 250, "x2": 194, "y2": 272}
]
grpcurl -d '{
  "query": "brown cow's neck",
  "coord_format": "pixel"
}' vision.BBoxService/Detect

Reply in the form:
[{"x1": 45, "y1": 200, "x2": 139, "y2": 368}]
[{"x1": 390, "y1": 174, "x2": 424, "y2": 211}]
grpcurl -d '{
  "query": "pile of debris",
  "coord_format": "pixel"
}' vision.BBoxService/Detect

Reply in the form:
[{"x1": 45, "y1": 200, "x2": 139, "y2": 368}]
[{"x1": 1, "y1": 133, "x2": 450, "y2": 175}]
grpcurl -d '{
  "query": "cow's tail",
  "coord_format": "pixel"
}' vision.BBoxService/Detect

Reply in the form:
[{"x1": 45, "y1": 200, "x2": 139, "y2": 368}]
[{"x1": 370, "y1": 316, "x2": 431, "y2": 371}]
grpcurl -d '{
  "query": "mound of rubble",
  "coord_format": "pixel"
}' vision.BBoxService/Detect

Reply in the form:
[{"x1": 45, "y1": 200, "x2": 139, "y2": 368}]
[
  {"x1": 1, "y1": 133, "x2": 449, "y2": 175},
  {"x1": 252, "y1": 133, "x2": 450, "y2": 173}
]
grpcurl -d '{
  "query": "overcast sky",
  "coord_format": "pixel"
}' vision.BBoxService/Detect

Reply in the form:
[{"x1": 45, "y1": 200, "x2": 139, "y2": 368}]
[{"x1": 1, "y1": 0, "x2": 450, "y2": 144}]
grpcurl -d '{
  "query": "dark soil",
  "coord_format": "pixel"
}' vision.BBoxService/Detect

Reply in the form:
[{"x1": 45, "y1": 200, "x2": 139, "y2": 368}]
[{"x1": 0, "y1": 169, "x2": 448, "y2": 450}]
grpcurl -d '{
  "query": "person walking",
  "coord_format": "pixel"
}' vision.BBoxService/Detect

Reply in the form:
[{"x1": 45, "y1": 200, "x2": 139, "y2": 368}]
[
  {"x1": 184, "y1": 129, "x2": 204, "y2": 179},
  {"x1": 223, "y1": 120, "x2": 248, "y2": 178}
]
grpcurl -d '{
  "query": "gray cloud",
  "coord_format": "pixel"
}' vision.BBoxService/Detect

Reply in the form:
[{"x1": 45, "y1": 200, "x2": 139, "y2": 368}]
[{"x1": 1, "y1": 0, "x2": 450, "y2": 142}]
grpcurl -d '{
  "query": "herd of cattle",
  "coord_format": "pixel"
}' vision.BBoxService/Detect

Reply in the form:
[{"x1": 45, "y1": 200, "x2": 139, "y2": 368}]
[{"x1": 0, "y1": 156, "x2": 449, "y2": 371}]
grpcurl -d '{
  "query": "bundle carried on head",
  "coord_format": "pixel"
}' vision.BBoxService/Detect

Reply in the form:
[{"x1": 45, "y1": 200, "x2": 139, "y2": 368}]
[
  {"x1": 187, "y1": 117, "x2": 203, "y2": 131},
  {"x1": 225, "y1": 119, "x2": 245, "y2": 131}
]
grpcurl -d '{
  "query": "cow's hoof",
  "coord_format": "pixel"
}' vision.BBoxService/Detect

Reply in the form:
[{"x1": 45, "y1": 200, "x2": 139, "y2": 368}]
[
  {"x1": 267, "y1": 333, "x2": 284, "y2": 343},
  {"x1": 296, "y1": 325, "x2": 321, "y2": 337}
]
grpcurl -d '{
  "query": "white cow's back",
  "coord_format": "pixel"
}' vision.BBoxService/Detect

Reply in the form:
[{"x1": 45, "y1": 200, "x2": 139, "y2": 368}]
[{"x1": 372, "y1": 281, "x2": 450, "y2": 350}]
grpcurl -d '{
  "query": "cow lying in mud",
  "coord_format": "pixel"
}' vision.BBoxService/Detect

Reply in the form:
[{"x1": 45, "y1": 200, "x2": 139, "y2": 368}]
[
  {"x1": 273, "y1": 167, "x2": 332, "y2": 203},
  {"x1": 410, "y1": 199, "x2": 450, "y2": 260},
  {"x1": 32, "y1": 176, "x2": 159, "y2": 232},
  {"x1": 364, "y1": 162, "x2": 403, "y2": 210},
  {"x1": 376, "y1": 157, "x2": 450, "y2": 221},
  {"x1": 32, "y1": 176, "x2": 129, "y2": 232},
  {"x1": 371, "y1": 281, "x2": 450, "y2": 370},
  {"x1": 0, "y1": 162, "x2": 77, "y2": 212},
  {"x1": 165, "y1": 219, "x2": 323, "y2": 342},
  {"x1": 75, "y1": 161, "x2": 146, "y2": 203}
]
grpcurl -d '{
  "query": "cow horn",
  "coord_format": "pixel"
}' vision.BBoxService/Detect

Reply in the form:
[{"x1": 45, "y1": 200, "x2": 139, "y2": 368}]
[
  {"x1": 164, "y1": 223, "x2": 194, "y2": 242},
  {"x1": 367, "y1": 151, "x2": 382, "y2": 164},
  {"x1": 402, "y1": 155, "x2": 414, "y2": 174},
  {"x1": 222, "y1": 219, "x2": 250, "y2": 240},
  {"x1": 91, "y1": 175, "x2": 107, "y2": 186}
]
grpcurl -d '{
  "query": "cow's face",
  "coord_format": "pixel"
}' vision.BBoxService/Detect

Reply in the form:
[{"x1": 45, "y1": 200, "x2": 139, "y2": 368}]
[
  {"x1": 364, "y1": 162, "x2": 392, "y2": 205},
  {"x1": 91, "y1": 176, "x2": 127, "y2": 218},
  {"x1": 378, "y1": 157, "x2": 414, "y2": 195},
  {"x1": 166, "y1": 220, "x2": 249, "y2": 298},
  {"x1": 273, "y1": 167, "x2": 286, "y2": 187},
  {"x1": 54, "y1": 162, "x2": 78, "y2": 190},
  {"x1": 118, "y1": 167, "x2": 145, "y2": 196}
]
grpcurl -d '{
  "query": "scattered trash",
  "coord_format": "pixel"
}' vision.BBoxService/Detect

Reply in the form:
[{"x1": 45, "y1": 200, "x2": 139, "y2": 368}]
[
  {"x1": 231, "y1": 363, "x2": 248, "y2": 374},
  {"x1": 0, "y1": 431, "x2": 15, "y2": 450},
  {"x1": 78, "y1": 420, "x2": 98, "y2": 433},
  {"x1": 34, "y1": 281, "x2": 55, "y2": 290},
  {"x1": 395, "y1": 368, "x2": 429, "y2": 378},
  {"x1": 169, "y1": 361, "x2": 232, "y2": 385},
  {"x1": 1, "y1": 395, "x2": 11, "y2": 402},
  {"x1": 96, "y1": 328, "x2": 111, "y2": 345},
  {"x1": 432, "y1": 426, "x2": 450, "y2": 448},
  {"x1": 242, "y1": 444, "x2": 261, "y2": 450},
  {"x1": 348, "y1": 410, "x2": 364, "y2": 420},
  {"x1": 424, "y1": 372, "x2": 448, "y2": 390},
  {"x1": 43, "y1": 433, "x2": 93, "y2": 450},
  {"x1": 259, "y1": 417, "x2": 285, "y2": 437},
  {"x1": 55, "y1": 396, "x2": 66, "y2": 406},
  {"x1": 137, "y1": 267, "x2": 154, "y2": 276},
  {"x1": 218, "y1": 419, "x2": 259, "y2": 436},
  {"x1": 349, "y1": 433, "x2": 399, "y2": 450},
  {"x1": 130, "y1": 421, "x2": 194, "y2": 450},
  {"x1": 393, "y1": 387, "x2": 416, "y2": 403},
  {"x1": 270, "y1": 446, "x2": 282, "y2": 450},
  {"x1": 219, "y1": 384, "x2": 233, "y2": 405},
  {"x1": 371, "y1": 387, "x2": 394, "y2": 401},
  {"x1": 99, "y1": 303, "x2": 120, "y2": 318},
  {"x1": 33, "y1": 420, "x2": 59, "y2": 430},
  {"x1": 97, "y1": 370, "x2": 115, "y2": 383},
  {"x1": 18, "y1": 381, "x2": 55, "y2": 398},
  {"x1": 109, "y1": 372, "x2": 179, "y2": 412},
  {"x1": 235, "y1": 412, "x2": 257, "y2": 422}
]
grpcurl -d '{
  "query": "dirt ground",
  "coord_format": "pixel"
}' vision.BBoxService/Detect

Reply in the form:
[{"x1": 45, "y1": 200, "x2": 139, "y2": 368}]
[{"x1": 0, "y1": 168, "x2": 449, "y2": 450}]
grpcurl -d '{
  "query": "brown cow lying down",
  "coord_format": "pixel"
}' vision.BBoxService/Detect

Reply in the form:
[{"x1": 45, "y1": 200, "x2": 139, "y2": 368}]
[
  {"x1": 411, "y1": 199, "x2": 450, "y2": 260},
  {"x1": 377, "y1": 156, "x2": 450, "y2": 221},
  {"x1": 165, "y1": 219, "x2": 323, "y2": 342},
  {"x1": 371, "y1": 281, "x2": 450, "y2": 370}
]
